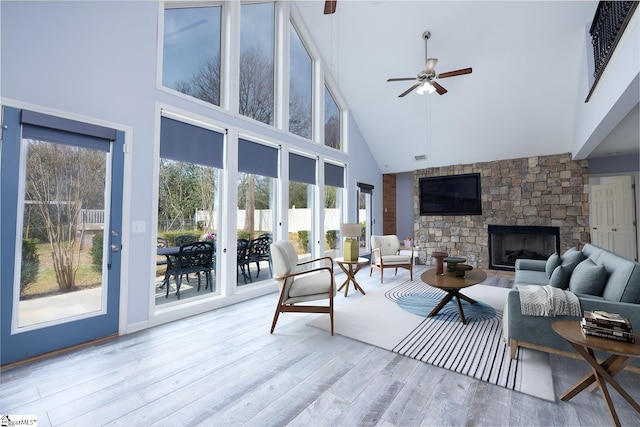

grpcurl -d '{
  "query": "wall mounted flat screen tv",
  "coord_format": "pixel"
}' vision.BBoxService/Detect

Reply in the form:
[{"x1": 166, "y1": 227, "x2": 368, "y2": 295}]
[{"x1": 419, "y1": 173, "x2": 482, "y2": 216}]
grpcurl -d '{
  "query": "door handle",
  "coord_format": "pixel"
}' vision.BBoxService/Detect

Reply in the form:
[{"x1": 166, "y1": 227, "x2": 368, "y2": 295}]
[{"x1": 111, "y1": 244, "x2": 121, "y2": 252}]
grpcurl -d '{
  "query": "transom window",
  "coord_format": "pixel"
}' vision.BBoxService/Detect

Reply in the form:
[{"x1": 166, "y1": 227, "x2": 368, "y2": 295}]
[
  {"x1": 289, "y1": 23, "x2": 313, "y2": 139},
  {"x1": 324, "y1": 86, "x2": 341, "y2": 150},
  {"x1": 239, "y1": 2, "x2": 275, "y2": 125},
  {"x1": 160, "y1": 2, "x2": 344, "y2": 152},
  {"x1": 162, "y1": 5, "x2": 222, "y2": 106}
]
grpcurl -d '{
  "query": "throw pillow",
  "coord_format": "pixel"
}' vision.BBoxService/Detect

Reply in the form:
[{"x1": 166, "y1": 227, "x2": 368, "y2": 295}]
[
  {"x1": 561, "y1": 247, "x2": 585, "y2": 275},
  {"x1": 549, "y1": 265, "x2": 570, "y2": 289},
  {"x1": 569, "y1": 259, "x2": 608, "y2": 296},
  {"x1": 545, "y1": 253, "x2": 561, "y2": 278}
]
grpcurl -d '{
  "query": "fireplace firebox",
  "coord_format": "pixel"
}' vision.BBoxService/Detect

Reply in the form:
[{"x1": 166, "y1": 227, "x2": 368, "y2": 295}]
[{"x1": 488, "y1": 225, "x2": 560, "y2": 271}]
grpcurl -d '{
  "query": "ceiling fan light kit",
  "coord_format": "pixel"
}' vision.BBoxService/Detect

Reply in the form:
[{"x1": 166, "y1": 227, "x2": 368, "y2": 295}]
[
  {"x1": 417, "y1": 82, "x2": 437, "y2": 95},
  {"x1": 387, "y1": 30, "x2": 472, "y2": 97}
]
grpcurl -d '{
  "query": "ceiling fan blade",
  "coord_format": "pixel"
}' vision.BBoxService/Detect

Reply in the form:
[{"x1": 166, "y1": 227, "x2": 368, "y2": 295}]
[
  {"x1": 399, "y1": 84, "x2": 420, "y2": 97},
  {"x1": 437, "y1": 67, "x2": 473, "y2": 79},
  {"x1": 424, "y1": 58, "x2": 438, "y2": 74},
  {"x1": 432, "y1": 81, "x2": 448, "y2": 95},
  {"x1": 387, "y1": 77, "x2": 417, "y2": 82},
  {"x1": 324, "y1": 0, "x2": 337, "y2": 14}
]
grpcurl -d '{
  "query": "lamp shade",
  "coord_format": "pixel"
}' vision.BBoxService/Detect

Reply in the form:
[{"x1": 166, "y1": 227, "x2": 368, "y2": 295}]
[{"x1": 340, "y1": 223, "x2": 360, "y2": 237}]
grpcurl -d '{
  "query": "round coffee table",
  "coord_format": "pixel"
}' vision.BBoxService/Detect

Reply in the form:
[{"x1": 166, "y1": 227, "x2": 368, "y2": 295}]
[{"x1": 420, "y1": 268, "x2": 487, "y2": 324}]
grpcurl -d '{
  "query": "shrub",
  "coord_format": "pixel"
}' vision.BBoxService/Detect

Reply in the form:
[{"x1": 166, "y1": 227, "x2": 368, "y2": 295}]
[
  {"x1": 298, "y1": 230, "x2": 309, "y2": 252},
  {"x1": 163, "y1": 231, "x2": 199, "y2": 246},
  {"x1": 237, "y1": 230, "x2": 251, "y2": 241},
  {"x1": 20, "y1": 238, "x2": 40, "y2": 295},
  {"x1": 326, "y1": 229, "x2": 338, "y2": 249},
  {"x1": 91, "y1": 233, "x2": 104, "y2": 272}
]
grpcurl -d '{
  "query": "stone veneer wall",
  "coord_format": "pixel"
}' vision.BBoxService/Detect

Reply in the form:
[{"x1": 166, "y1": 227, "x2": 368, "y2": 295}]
[{"x1": 414, "y1": 153, "x2": 590, "y2": 269}]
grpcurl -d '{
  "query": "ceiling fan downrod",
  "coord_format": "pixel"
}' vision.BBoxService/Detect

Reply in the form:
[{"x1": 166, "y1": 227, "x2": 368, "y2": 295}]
[{"x1": 423, "y1": 30, "x2": 431, "y2": 62}]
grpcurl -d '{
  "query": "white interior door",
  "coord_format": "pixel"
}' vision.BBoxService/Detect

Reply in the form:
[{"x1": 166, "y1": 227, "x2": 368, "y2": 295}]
[{"x1": 590, "y1": 176, "x2": 637, "y2": 260}]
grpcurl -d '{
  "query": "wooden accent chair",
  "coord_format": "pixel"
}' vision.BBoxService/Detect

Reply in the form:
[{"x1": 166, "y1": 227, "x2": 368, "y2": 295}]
[
  {"x1": 369, "y1": 235, "x2": 414, "y2": 283},
  {"x1": 270, "y1": 240, "x2": 336, "y2": 335}
]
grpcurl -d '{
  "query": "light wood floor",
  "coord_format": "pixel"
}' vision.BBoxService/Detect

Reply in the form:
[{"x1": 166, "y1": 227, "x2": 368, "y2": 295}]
[{"x1": 1, "y1": 265, "x2": 639, "y2": 426}]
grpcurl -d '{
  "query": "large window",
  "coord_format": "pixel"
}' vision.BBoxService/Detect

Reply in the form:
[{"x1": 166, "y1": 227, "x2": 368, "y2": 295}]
[
  {"x1": 289, "y1": 153, "x2": 317, "y2": 262},
  {"x1": 237, "y1": 139, "x2": 278, "y2": 285},
  {"x1": 324, "y1": 86, "x2": 341, "y2": 150},
  {"x1": 162, "y1": 5, "x2": 222, "y2": 106},
  {"x1": 324, "y1": 162, "x2": 345, "y2": 259},
  {"x1": 289, "y1": 23, "x2": 313, "y2": 139},
  {"x1": 357, "y1": 182, "x2": 374, "y2": 255},
  {"x1": 157, "y1": 116, "x2": 224, "y2": 304},
  {"x1": 239, "y1": 2, "x2": 275, "y2": 125}
]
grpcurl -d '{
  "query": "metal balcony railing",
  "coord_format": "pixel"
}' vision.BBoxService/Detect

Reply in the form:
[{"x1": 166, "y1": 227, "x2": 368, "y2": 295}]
[{"x1": 586, "y1": 1, "x2": 638, "y2": 102}]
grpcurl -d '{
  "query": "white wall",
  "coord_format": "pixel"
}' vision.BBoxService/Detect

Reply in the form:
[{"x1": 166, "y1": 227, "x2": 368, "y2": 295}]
[
  {"x1": 1, "y1": 1, "x2": 381, "y2": 331},
  {"x1": 573, "y1": 7, "x2": 640, "y2": 159}
]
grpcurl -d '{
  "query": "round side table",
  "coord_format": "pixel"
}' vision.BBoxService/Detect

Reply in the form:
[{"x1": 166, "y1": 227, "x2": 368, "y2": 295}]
[{"x1": 431, "y1": 251, "x2": 449, "y2": 275}]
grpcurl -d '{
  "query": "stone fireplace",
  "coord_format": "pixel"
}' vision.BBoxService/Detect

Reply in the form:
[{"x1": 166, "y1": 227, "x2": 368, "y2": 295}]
[
  {"x1": 414, "y1": 153, "x2": 589, "y2": 269},
  {"x1": 488, "y1": 225, "x2": 560, "y2": 271}
]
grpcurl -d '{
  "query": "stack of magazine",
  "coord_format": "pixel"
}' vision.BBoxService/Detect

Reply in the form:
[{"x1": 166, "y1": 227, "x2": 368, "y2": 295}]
[{"x1": 581, "y1": 310, "x2": 635, "y2": 343}]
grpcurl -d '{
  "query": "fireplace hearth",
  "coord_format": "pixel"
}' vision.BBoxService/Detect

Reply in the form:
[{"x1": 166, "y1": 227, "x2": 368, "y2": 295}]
[{"x1": 488, "y1": 225, "x2": 560, "y2": 271}]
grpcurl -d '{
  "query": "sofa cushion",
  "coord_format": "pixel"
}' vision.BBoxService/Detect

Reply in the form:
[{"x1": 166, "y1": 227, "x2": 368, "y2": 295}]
[
  {"x1": 545, "y1": 253, "x2": 561, "y2": 278},
  {"x1": 549, "y1": 265, "x2": 570, "y2": 289},
  {"x1": 569, "y1": 259, "x2": 608, "y2": 296},
  {"x1": 514, "y1": 269, "x2": 549, "y2": 287},
  {"x1": 561, "y1": 247, "x2": 585, "y2": 275},
  {"x1": 597, "y1": 251, "x2": 640, "y2": 302}
]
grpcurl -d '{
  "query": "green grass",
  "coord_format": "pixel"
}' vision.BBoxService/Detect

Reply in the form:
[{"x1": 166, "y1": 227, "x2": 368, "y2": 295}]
[{"x1": 20, "y1": 243, "x2": 102, "y2": 299}]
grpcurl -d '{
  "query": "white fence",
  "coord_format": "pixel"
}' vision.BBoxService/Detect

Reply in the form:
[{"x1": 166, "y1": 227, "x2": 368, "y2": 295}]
[{"x1": 196, "y1": 208, "x2": 347, "y2": 232}]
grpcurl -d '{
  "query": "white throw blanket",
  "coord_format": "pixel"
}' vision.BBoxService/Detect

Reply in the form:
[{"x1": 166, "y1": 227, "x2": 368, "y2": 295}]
[{"x1": 517, "y1": 285, "x2": 582, "y2": 317}]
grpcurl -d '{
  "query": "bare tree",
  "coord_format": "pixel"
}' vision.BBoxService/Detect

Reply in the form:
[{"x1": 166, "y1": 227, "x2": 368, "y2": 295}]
[
  {"x1": 174, "y1": 55, "x2": 221, "y2": 106},
  {"x1": 25, "y1": 141, "x2": 105, "y2": 292},
  {"x1": 325, "y1": 115, "x2": 340, "y2": 149},
  {"x1": 158, "y1": 160, "x2": 200, "y2": 231},
  {"x1": 289, "y1": 83, "x2": 311, "y2": 138},
  {"x1": 238, "y1": 47, "x2": 275, "y2": 125},
  {"x1": 196, "y1": 165, "x2": 217, "y2": 233}
]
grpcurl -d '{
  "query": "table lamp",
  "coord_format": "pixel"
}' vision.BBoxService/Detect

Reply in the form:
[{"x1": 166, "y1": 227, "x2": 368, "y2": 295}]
[{"x1": 340, "y1": 223, "x2": 361, "y2": 261}]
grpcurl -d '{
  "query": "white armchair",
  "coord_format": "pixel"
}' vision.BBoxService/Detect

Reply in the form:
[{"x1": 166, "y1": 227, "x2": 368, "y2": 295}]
[
  {"x1": 269, "y1": 240, "x2": 336, "y2": 335},
  {"x1": 369, "y1": 235, "x2": 414, "y2": 283}
]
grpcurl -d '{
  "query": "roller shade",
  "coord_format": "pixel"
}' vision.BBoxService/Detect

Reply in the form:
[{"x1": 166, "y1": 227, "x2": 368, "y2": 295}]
[
  {"x1": 238, "y1": 138, "x2": 278, "y2": 178},
  {"x1": 160, "y1": 116, "x2": 224, "y2": 168},
  {"x1": 289, "y1": 153, "x2": 316, "y2": 185},
  {"x1": 21, "y1": 110, "x2": 114, "y2": 152},
  {"x1": 324, "y1": 162, "x2": 344, "y2": 188},
  {"x1": 357, "y1": 182, "x2": 374, "y2": 194}
]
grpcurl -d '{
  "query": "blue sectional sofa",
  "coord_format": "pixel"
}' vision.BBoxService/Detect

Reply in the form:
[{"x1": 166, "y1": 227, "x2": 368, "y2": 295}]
[{"x1": 505, "y1": 244, "x2": 640, "y2": 367}]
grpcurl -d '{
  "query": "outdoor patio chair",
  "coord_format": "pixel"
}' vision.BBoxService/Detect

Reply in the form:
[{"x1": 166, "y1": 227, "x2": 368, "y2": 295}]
[
  {"x1": 270, "y1": 240, "x2": 335, "y2": 335},
  {"x1": 248, "y1": 233, "x2": 272, "y2": 279},
  {"x1": 165, "y1": 241, "x2": 214, "y2": 299},
  {"x1": 173, "y1": 235, "x2": 199, "y2": 283},
  {"x1": 237, "y1": 239, "x2": 252, "y2": 284},
  {"x1": 156, "y1": 237, "x2": 170, "y2": 289}
]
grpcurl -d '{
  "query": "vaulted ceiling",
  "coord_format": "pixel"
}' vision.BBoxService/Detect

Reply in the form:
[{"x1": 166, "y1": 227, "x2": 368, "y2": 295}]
[{"x1": 294, "y1": 1, "x2": 639, "y2": 173}]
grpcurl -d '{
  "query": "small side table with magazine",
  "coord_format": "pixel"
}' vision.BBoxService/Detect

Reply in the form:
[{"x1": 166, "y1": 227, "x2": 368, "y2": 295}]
[{"x1": 552, "y1": 320, "x2": 640, "y2": 427}]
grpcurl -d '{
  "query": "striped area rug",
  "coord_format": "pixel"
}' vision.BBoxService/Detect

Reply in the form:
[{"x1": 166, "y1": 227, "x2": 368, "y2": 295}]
[
  {"x1": 387, "y1": 281, "x2": 518, "y2": 391},
  {"x1": 307, "y1": 277, "x2": 554, "y2": 401}
]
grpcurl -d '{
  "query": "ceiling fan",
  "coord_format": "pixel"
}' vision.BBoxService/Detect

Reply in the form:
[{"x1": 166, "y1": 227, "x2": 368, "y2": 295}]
[
  {"x1": 388, "y1": 31, "x2": 472, "y2": 97},
  {"x1": 324, "y1": 1, "x2": 337, "y2": 14}
]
